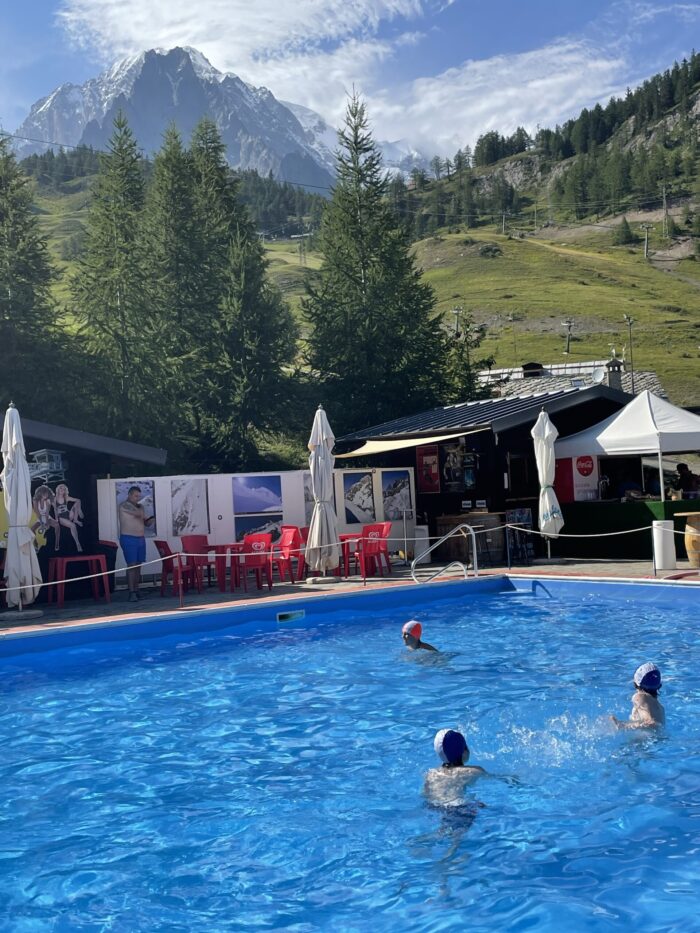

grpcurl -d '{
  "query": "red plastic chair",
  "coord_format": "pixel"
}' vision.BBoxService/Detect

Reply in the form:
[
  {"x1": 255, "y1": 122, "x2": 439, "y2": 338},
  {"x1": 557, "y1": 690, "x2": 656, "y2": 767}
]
[
  {"x1": 377, "y1": 521, "x2": 393, "y2": 575},
  {"x1": 272, "y1": 527, "x2": 301, "y2": 583},
  {"x1": 181, "y1": 534, "x2": 216, "y2": 587},
  {"x1": 352, "y1": 523, "x2": 387, "y2": 577},
  {"x1": 296, "y1": 526, "x2": 310, "y2": 581},
  {"x1": 154, "y1": 540, "x2": 197, "y2": 595},
  {"x1": 241, "y1": 533, "x2": 273, "y2": 591}
]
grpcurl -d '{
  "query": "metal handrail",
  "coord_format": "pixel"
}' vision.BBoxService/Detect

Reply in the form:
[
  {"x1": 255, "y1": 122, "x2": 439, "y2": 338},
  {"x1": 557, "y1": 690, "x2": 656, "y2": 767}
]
[{"x1": 410, "y1": 523, "x2": 479, "y2": 583}]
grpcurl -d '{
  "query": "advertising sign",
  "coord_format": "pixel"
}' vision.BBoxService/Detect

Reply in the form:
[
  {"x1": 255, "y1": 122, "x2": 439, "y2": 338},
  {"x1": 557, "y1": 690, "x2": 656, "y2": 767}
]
[
  {"x1": 416, "y1": 446, "x2": 440, "y2": 494},
  {"x1": 573, "y1": 454, "x2": 599, "y2": 501}
]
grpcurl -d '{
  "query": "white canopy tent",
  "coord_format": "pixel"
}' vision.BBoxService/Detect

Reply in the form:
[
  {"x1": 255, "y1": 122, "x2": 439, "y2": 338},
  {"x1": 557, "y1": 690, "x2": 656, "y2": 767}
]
[{"x1": 554, "y1": 391, "x2": 700, "y2": 501}]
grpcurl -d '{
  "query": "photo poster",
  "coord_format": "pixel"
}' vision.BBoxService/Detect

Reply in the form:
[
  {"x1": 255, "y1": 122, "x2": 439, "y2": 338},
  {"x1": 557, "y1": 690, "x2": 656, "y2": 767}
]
[
  {"x1": 382, "y1": 470, "x2": 412, "y2": 521},
  {"x1": 416, "y1": 445, "x2": 440, "y2": 494},
  {"x1": 115, "y1": 480, "x2": 157, "y2": 537},
  {"x1": 171, "y1": 478, "x2": 209, "y2": 536},
  {"x1": 343, "y1": 471, "x2": 375, "y2": 524},
  {"x1": 234, "y1": 514, "x2": 283, "y2": 543},
  {"x1": 232, "y1": 474, "x2": 283, "y2": 515},
  {"x1": 33, "y1": 481, "x2": 89, "y2": 554},
  {"x1": 440, "y1": 439, "x2": 477, "y2": 493}
]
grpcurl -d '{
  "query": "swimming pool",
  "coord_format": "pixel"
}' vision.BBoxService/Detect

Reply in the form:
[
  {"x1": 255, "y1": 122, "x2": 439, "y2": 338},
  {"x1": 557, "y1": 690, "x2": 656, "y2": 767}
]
[{"x1": 1, "y1": 577, "x2": 699, "y2": 931}]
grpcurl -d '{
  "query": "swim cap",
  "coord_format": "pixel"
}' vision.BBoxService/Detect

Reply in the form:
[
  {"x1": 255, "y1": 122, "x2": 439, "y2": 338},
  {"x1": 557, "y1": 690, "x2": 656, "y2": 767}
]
[
  {"x1": 434, "y1": 728, "x2": 470, "y2": 765},
  {"x1": 402, "y1": 620, "x2": 422, "y2": 639},
  {"x1": 634, "y1": 662, "x2": 662, "y2": 691}
]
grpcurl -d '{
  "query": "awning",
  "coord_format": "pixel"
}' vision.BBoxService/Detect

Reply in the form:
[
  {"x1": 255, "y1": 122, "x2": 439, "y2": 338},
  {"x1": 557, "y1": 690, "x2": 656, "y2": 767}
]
[{"x1": 335, "y1": 429, "x2": 489, "y2": 458}]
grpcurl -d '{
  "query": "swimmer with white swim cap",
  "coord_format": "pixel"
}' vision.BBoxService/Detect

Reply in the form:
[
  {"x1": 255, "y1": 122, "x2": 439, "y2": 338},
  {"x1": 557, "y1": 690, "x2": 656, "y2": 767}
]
[
  {"x1": 402, "y1": 620, "x2": 437, "y2": 652},
  {"x1": 424, "y1": 729, "x2": 486, "y2": 805},
  {"x1": 611, "y1": 662, "x2": 665, "y2": 729}
]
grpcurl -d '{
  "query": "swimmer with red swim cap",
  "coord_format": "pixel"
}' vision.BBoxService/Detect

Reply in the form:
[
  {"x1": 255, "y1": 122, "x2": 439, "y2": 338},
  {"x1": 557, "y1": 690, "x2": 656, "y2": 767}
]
[
  {"x1": 424, "y1": 728, "x2": 487, "y2": 805},
  {"x1": 611, "y1": 662, "x2": 665, "y2": 729},
  {"x1": 402, "y1": 620, "x2": 438, "y2": 652}
]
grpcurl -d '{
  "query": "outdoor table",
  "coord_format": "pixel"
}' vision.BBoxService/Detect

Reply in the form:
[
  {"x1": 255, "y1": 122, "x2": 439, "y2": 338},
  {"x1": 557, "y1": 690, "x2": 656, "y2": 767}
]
[
  {"x1": 675, "y1": 512, "x2": 700, "y2": 568},
  {"x1": 48, "y1": 554, "x2": 111, "y2": 609},
  {"x1": 214, "y1": 543, "x2": 245, "y2": 591},
  {"x1": 338, "y1": 533, "x2": 362, "y2": 577}
]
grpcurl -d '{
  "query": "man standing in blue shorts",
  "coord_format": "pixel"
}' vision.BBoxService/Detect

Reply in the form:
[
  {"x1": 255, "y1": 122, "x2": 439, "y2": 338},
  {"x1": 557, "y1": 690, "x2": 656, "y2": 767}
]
[{"x1": 119, "y1": 486, "x2": 155, "y2": 602}]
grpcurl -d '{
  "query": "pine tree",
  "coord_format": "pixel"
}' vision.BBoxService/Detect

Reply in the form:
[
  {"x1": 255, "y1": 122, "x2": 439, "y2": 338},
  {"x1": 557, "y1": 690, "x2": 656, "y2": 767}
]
[
  {"x1": 71, "y1": 113, "x2": 163, "y2": 439},
  {"x1": 613, "y1": 216, "x2": 637, "y2": 245},
  {"x1": 144, "y1": 125, "x2": 199, "y2": 331},
  {"x1": 0, "y1": 135, "x2": 63, "y2": 411},
  {"x1": 201, "y1": 229, "x2": 298, "y2": 468},
  {"x1": 178, "y1": 117, "x2": 298, "y2": 469},
  {"x1": 303, "y1": 94, "x2": 449, "y2": 434}
]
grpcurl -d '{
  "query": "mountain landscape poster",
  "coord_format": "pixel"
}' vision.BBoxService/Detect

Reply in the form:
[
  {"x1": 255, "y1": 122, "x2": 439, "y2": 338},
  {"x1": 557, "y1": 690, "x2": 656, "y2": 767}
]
[
  {"x1": 343, "y1": 472, "x2": 375, "y2": 524},
  {"x1": 381, "y1": 470, "x2": 412, "y2": 521},
  {"x1": 234, "y1": 514, "x2": 283, "y2": 542},
  {"x1": 233, "y1": 475, "x2": 283, "y2": 514},
  {"x1": 170, "y1": 478, "x2": 209, "y2": 536}
]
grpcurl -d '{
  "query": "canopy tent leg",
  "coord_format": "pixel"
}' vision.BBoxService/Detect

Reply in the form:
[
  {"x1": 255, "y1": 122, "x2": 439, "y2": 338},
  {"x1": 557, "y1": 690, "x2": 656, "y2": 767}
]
[{"x1": 658, "y1": 450, "x2": 666, "y2": 502}]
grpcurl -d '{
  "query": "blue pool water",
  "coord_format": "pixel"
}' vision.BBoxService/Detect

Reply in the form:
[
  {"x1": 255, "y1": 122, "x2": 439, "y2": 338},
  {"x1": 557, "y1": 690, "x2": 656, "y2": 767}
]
[{"x1": 1, "y1": 579, "x2": 699, "y2": 931}]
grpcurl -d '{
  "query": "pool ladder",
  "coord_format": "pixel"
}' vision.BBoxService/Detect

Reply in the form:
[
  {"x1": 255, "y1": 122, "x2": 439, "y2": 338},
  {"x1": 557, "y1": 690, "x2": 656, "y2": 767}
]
[{"x1": 410, "y1": 523, "x2": 479, "y2": 583}]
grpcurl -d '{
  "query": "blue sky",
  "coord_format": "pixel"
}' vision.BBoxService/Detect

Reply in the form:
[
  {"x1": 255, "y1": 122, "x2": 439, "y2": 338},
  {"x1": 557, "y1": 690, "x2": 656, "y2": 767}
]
[{"x1": 2, "y1": 1, "x2": 700, "y2": 153}]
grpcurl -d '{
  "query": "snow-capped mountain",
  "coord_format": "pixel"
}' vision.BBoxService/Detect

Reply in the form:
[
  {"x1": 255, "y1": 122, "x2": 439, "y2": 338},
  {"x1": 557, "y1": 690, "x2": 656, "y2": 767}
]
[
  {"x1": 14, "y1": 47, "x2": 335, "y2": 189},
  {"x1": 282, "y1": 100, "x2": 430, "y2": 177}
]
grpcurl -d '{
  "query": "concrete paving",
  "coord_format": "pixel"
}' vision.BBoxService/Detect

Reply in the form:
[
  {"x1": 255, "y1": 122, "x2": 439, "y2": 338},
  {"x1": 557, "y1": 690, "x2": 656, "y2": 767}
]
[{"x1": 1, "y1": 557, "x2": 697, "y2": 637}]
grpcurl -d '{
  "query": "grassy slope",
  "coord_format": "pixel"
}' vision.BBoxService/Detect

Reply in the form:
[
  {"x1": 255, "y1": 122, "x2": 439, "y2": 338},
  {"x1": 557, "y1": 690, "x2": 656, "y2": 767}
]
[
  {"x1": 413, "y1": 228, "x2": 700, "y2": 406},
  {"x1": 33, "y1": 181, "x2": 700, "y2": 406}
]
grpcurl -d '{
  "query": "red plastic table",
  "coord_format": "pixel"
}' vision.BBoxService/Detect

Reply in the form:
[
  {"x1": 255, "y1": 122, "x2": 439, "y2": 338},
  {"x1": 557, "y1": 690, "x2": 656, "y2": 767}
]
[
  {"x1": 338, "y1": 533, "x2": 363, "y2": 577},
  {"x1": 48, "y1": 554, "x2": 111, "y2": 609},
  {"x1": 214, "y1": 543, "x2": 245, "y2": 591}
]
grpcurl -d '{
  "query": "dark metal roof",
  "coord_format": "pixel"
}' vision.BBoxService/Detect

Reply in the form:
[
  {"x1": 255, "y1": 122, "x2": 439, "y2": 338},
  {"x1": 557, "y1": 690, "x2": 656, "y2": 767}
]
[
  {"x1": 337, "y1": 385, "x2": 631, "y2": 445},
  {"x1": 22, "y1": 418, "x2": 168, "y2": 466}
]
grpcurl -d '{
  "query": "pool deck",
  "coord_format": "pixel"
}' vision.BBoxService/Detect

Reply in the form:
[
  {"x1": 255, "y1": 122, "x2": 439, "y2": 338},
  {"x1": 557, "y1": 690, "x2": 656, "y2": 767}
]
[{"x1": 1, "y1": 556, "x2": 698, "y2": 638}]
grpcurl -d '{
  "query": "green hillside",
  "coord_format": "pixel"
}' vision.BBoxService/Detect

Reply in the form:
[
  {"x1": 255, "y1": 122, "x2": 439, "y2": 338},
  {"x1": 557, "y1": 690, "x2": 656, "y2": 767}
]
[
  {"x1": 31, "y1": 177, "x2": 700, "y2": 404},
  {"x1": 412, "y1": 226, "x2": 700, "y2": 405}
]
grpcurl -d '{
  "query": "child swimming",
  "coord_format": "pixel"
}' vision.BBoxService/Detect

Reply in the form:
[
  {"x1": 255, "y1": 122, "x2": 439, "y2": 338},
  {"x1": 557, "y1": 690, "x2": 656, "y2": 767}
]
[
  {"x1": 611, "y1": 662, "x2": 665, "y2": 729},
  {"x1": 402, "y1": 620, "x2": 438, "y2": 652},
  {"x1": 423, "y1": 729, "x2": 486, "y2": 807}
]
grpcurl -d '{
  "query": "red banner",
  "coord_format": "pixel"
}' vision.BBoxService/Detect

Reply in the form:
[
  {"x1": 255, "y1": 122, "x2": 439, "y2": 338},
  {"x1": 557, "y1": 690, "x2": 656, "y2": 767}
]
[{"x1": 416, "y1": 445, "x2": 440, "y2": 494}]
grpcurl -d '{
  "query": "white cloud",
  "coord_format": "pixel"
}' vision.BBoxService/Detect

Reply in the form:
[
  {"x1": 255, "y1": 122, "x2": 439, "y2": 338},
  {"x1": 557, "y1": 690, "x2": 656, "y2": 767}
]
[
  {"x1": 367, "y1": 39, "x2": 629, "y2": 154},
  {"x1": 54, "y1": 0, "x2": 700, "y2": 156}
]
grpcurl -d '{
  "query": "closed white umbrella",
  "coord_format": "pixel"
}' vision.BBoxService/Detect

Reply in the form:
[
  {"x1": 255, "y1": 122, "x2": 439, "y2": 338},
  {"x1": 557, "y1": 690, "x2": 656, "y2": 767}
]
[
  {"x1": 1, "y1": 403, "x2": 42, "y2": 608},
  {"x1": 531, "y1": 411, "x2": 564, "y2": 551},
  {"x1": 305, "y1": 405, "x2": 340, "y2": 575}
]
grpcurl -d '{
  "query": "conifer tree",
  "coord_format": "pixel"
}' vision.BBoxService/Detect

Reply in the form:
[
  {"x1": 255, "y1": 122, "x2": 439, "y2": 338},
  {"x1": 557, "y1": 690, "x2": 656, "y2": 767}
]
[
  {"x1": 71, "y1": 113, "x2": 164, "y2": 439},
  {"x1": 180, "y1": 117, "x2": 298, "y2": 469},
  {"x1": 144, "y1": 125, "x2": 199, "y2": 331},
  {"x1": 0, "y1": 135, "x2": 63, "y2": 410},
  {"x1": 303, "y1": 94, "x2": 448, "y2": 434}
]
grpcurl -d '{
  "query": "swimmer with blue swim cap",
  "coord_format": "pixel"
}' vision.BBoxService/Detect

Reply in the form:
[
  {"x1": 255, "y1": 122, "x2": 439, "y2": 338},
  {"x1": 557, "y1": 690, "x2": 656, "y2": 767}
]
[
  {"x1": 402, "y1": 620, "x2": 438, "y2": 652},
  {"x1": 424, "y1": 728, "x2": 486, "y2": 805},
  {"x1": 611, "y1": 662, "x2": 665, "y2": 729}
]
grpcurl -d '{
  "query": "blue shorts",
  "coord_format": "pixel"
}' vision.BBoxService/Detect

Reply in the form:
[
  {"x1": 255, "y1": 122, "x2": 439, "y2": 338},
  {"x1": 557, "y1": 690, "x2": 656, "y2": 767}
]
[{"x1": 120, "y1": 534, "x2": 146, "y2": 566}]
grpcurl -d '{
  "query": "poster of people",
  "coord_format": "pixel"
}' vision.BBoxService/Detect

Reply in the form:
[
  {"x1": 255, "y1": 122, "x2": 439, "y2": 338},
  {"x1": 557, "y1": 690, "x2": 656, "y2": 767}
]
[
  {"x1": 171, "y1": 478, "x2": 210, "y2": 536},
  {"x1": 234, "y1": 514, "x2": 283, "y2": 542},
  {"x1": 343, "y1": 472, "x2": 375, "y2": 524},
  {"x1": 440, "y1": 440, "x2": 477, "y2": 493},
  {"x1": 232, "y1": 475, "x2": 283, "y2": 514},
  {"x1": 32, "y1": 482, "x2": 87, "y2": 553},
  {"x1": 382, "y1": 470, "x2": 412, "y2": 521},
  {"x1": 115, "y1": 480, "x2": 157, "y2": 537},
  {"x1": 416, "y1": 446, "x2": 440, "y2": 494}
]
